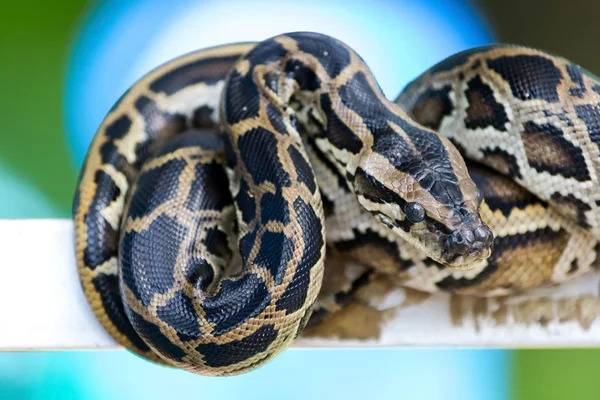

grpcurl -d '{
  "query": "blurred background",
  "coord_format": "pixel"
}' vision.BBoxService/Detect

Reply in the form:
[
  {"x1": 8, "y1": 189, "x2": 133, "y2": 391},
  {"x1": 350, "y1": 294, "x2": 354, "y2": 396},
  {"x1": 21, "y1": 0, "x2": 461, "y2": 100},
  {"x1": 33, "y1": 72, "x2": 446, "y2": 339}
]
[{"x1": 0, "y1": 0, "x2": 598, "y2": 398}]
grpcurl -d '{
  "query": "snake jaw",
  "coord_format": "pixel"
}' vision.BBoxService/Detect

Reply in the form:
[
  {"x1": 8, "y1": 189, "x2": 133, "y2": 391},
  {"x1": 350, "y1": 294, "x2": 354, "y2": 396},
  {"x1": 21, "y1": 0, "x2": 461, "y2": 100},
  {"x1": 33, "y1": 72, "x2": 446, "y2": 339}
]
[
  {"x1": 357, "y1": 170, "x2": 494, "y2": 270},
  {"x1": 373, "y1": 210, "x2": 493, "y2": 270},
  {"x1": 440, "y1": 223, "x2": 494, "y2": 269},
  {"x1": 440, "y1": 239, "x2": 493, "y2": 270}
]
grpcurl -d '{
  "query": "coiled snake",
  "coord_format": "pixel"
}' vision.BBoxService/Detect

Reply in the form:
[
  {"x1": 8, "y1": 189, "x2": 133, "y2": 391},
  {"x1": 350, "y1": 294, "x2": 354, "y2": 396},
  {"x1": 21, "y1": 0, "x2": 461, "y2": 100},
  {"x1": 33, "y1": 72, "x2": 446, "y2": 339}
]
[{"x1": 73, "y1": 32, "x2": 600, "y2": 376}]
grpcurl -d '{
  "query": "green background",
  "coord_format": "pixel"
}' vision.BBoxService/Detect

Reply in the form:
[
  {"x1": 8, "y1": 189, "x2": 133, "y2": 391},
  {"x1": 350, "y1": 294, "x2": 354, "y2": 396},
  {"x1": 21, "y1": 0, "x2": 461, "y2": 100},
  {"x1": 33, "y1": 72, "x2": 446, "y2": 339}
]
[{"x1": 0, "y1": 2, "x2": 83, "y2": 217}]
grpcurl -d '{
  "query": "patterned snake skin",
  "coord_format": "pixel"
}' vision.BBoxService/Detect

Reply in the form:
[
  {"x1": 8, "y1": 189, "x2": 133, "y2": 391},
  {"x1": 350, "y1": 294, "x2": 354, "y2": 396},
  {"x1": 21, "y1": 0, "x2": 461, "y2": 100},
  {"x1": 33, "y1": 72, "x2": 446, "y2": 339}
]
[{"x1": 73, "y1": 32, "x2": 600, "y2": 375}]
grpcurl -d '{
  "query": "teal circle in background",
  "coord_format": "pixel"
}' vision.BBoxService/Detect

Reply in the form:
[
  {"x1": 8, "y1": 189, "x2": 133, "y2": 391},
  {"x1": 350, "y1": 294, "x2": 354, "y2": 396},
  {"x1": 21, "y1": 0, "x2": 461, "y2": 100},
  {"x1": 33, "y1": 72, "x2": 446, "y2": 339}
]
[
  {"x1": 65, "y1": 0, "x2": 494, "y2": 167},
  {"x1": 61, "y1": 1, "x2": 509, "y2": 399}
]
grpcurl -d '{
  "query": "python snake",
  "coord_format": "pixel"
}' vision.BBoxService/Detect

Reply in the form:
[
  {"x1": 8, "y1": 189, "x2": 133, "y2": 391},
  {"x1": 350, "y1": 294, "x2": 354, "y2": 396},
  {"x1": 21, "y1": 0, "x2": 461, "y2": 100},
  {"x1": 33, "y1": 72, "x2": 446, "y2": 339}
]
[{"x1": 73, "y1": 32, "x2": 600, "y2": 376}]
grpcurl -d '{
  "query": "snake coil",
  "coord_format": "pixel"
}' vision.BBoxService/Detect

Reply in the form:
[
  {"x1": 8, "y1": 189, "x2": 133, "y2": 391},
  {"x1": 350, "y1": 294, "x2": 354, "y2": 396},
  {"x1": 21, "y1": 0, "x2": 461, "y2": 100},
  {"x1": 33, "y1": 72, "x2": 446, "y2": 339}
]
[{"x1": 74, "y1": 32, "x2": 600, "y2": 375}]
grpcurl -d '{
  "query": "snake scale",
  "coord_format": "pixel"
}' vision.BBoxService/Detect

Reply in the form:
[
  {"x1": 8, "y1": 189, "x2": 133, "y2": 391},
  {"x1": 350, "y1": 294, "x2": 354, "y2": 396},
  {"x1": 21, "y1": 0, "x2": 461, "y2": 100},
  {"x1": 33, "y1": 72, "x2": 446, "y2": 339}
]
[{"x1": 73, "y1": 31, "x2": 600, "y2": 376}]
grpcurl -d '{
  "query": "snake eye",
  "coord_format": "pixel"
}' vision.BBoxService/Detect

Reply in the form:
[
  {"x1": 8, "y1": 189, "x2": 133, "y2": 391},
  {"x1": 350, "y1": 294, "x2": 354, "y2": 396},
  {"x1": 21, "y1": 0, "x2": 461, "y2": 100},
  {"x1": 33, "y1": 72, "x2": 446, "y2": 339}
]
[{"x1": 405, "y1": 202, "x2": 425, "y2": 223}]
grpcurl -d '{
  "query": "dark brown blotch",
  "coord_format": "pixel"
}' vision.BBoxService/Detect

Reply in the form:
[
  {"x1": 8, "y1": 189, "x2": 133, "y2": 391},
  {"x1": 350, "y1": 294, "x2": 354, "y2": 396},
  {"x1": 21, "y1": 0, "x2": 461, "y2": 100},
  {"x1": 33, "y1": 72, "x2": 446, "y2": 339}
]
[
  {"x1": 480, "y1": 148, "x2": 522, "y2": 180},
  {"x1": 410, "y1": 85, "x2": 453, "y2": 130},
  {"x1": 149, "y1": 55, "x2": 239, "y2": 95},
  {"x1": 550, "y1": 192, "x2": 591, "y2": 228},
  {"x1": 464, "y1": 75, "x2": 508, "y2": 131},
  {"x1": 521, "y1": 120, "x2": 590, "y2": 181}
]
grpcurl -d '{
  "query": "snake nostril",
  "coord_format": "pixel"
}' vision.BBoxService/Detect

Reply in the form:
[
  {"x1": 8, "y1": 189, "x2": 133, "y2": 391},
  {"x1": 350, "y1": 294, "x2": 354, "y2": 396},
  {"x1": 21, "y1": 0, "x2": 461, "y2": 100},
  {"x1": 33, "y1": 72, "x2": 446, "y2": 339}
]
[
  {"x1": 453, "y1": 232, "x2": 465, "y2": 244},
  {"x1": 463, "y1": 230, "x2": 474, "y2": 243},
  {"x1": 446, "y1": 231, "x2": 470, "y2": 255},
  {"x1": 446, "y1": 226, "x2": 494, "y2": 256},
  {"x1": 474, "y1": 226, "x2": 494, "y2": 245}
]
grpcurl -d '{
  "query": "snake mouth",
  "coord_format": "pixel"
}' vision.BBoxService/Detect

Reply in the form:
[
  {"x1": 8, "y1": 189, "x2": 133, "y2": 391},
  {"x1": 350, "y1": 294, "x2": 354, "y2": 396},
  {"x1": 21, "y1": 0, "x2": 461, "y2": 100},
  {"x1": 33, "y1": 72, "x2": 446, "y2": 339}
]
[
  {"x1": 441, "y1": 246, "x2": 492, "y2": 269},
  {"x1": 373, "y1": 212, "x2": 494, "y2": 269},
  {"x1": 440, "y1": 225, "x2": 494, "y2": 269}
]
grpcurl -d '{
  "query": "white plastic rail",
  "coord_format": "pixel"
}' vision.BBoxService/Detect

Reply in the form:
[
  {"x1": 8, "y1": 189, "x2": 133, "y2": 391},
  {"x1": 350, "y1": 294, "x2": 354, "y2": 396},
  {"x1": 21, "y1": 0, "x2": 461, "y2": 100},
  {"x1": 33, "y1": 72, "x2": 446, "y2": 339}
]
[{"x1": 0, "y1": 219, "x2": 598, "y2": 351}]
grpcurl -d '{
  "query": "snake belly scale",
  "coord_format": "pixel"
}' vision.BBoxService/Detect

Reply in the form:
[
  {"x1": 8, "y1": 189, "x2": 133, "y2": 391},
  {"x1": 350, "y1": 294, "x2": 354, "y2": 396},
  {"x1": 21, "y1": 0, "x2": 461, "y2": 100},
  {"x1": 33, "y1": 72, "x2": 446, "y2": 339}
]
[{"x1": 73, "y1": 32, "x2": 600, "y2": 375}]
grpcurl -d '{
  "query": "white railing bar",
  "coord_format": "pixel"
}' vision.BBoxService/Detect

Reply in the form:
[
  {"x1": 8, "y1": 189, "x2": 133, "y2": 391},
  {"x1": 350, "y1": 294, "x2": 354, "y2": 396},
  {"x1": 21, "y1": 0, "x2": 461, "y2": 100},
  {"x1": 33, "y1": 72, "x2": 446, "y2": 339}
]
[{"x1": 0, "y1": 219, "x2": 598, "y2": 351}]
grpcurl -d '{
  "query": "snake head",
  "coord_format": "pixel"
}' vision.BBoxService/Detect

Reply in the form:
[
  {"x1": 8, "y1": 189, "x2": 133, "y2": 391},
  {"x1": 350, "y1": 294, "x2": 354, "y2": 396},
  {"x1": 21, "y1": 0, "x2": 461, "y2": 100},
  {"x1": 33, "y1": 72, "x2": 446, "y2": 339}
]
[{"x1": 353, "y1": 132, "x2": 493, "y2": 270}]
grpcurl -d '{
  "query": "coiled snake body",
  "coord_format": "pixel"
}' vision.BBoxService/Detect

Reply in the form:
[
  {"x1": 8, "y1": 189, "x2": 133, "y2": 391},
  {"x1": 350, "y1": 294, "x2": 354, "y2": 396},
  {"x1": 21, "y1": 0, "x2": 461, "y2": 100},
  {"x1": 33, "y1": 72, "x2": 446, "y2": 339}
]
[{"x1": 73, "y1": 32, "x2": 600, "y2": 375}]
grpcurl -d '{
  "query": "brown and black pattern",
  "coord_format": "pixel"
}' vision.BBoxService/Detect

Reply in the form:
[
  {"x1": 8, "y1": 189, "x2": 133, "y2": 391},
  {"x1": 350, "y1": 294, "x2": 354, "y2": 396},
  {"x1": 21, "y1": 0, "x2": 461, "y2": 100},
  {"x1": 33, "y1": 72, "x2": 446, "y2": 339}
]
[
  {"x1": 74, "y1": 31, "x2": 493, "y2": 375},
  {"x1": 73, "y1": 43, "x2": 255, "y2": 370},
  {"x1": 463, "y1": 75, "x2": 509, "y2": 132},
  {"x1": 408, "y1": 85, "x2": 453, "y2": 130},
  {"x1": 480, "y1": 147, "x2": 522, "y2": 180},
  {"x1": 435, "y1": 226, "x2": 571, "y2": 294},
  {"x1": 370, "y1": 162, "x2": 598, "y2": 296},
  {"x1": 486, "y1": 53, "x2": 563, "y2": 103},
  {"x1": 75, "y1": 32, "x2": 600, "y2": 376},
  {"x1": 397, "y1": 43, "x2": 600, "y2": 239},
  {"x1": 520, "y1": 120, "x2": 590, "y2": 181},
  {"x1": 431, "y1": 163, "x2": 584, "y2": 294}
]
